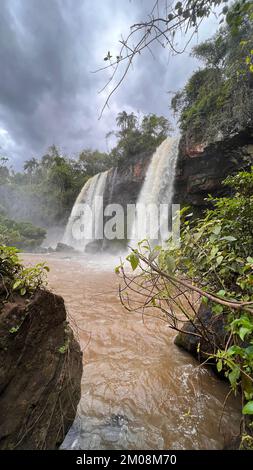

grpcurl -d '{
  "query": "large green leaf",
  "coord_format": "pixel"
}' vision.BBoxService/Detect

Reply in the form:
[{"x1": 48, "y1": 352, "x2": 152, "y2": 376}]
[{"x1": 242, "y1": 401, "x2": 253, "y2": 415}]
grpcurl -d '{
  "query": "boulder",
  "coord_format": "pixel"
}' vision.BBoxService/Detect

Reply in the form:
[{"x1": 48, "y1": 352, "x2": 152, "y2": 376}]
[
  {"x1": 0, "y1": 289, "x2": 82, "y2": 449},
  {"x1": 174, "y1": 301, "x2": 227, "y2": 362},
  {"x1": 55, "y1": 242, "x2": 76, "y2": 253}
]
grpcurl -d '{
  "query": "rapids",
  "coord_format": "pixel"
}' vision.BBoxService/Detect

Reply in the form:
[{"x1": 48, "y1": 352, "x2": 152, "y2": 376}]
[{"x1": 22, "y1": 252, "x2": 241, "y2": 450}]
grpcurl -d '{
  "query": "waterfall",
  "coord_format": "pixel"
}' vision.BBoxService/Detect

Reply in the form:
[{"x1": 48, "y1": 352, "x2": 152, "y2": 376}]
[
  {"x1": 62, "y1": 170, "x2": 108, "y2": 251},
  {"x1": 130, "y1": 136, "x2": 179, "y2": 247}
]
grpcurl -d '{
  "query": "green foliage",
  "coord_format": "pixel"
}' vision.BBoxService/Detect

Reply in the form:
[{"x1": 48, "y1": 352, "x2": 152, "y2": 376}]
[
  {"x1": 110, "y1": 112, "x2": 173, "y2": 164},
  {"x1": 160, "y1": 169, "x2": 253, "y2": 416},
  {"x1": 0, "y1": 214, "x2": 46, "y2": 250},
  {"x1": 0, "y1": 112, "x2": 171, "y2": 233},
  {"x1": 171, "y1": 1, "x2": 253, "y2": 141},
  {"x1": 0, "y1": 157, "x2": 10, "y2": 184},
  {"x1": 58, "y1": 339, "x2": 70, "y2": 354},
  {"x1": 0, "y1": 145, "x2": 112, "y2": 229},
  {"x1": 125, "y1": 169, "x2": 253, "y2": 427},
  {"x1": 126, "y1": 252, "x2": 139, "y2": 271},
  {"x1": 0, "y1": 245, "x2": 49, "y2": 298}
]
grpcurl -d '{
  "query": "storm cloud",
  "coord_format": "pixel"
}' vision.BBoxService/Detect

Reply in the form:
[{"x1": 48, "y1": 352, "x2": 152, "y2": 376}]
[{"x1": 0, "y1": 0, "x2": 220, "y2": 168}]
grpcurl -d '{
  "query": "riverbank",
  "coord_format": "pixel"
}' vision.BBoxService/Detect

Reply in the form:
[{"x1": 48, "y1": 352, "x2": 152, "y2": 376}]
[{"x1": 22, "y1": 252, "x2": 241, "y2": 450}]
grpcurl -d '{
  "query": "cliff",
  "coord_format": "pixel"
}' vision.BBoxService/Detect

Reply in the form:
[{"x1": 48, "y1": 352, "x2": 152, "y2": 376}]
[
  {"x1": 85, "y1": 150, "x2": 152, "y2": 252},
  {"x1": 103, "y1": 150, "x2": 152, "y2": 208},
  {"x1": 173, "y1": 127, "x2": 253, "y2": 212},
  {"x1": 0, "y1": 288, "x2": 82, "y2": 450}
]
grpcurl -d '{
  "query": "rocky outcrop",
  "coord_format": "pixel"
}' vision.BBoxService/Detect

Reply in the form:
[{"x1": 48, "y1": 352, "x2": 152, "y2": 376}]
[
  {"x1": 173, "y1": 128, "x2": 253, "y2": 212},
  {"x1": 103, "y1": 150, "x2": 152, "y2": 208},
  {"x1": 0, "y1": 288, "x2": 82, "y2": 450},
  {"x1": 90, "y1": 150, "x2": 152, "y2": 252},
  {"x1": 174, "y1": 302, "x2": 227, "y2": 363}
]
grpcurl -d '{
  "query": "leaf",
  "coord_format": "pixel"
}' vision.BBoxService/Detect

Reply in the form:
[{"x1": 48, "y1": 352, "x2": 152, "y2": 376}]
[
  {"x1": 210, "y1": 246, "x2": 219, "y2": 259},
  {"x1": 217, "y1": 359, "x2": 223, "y2": 372},
  {"x1": 239, "y1": 326, "x2": 251, "y2": 341},
  {"x1": 217, "y1": 289, "x2": 226, "y2": 297},
  {"x1": 212, "y1": 225, "x2": 221, "y2": 235},
  {"x1": 13, "y1": 280, "x2": 22, "y2": 290},
  {"x1": 242, "y1": 401, "x2": 253, "y2": 415},
  {"x1": 220, "y1": 236, "x2": 237, "y2": 242},
  {"x1": 149, "y1": 247, "x2": 161, "y2": 263},
  {"x1": 216, "y1": 255, "x2": 224, "y2": 266},
  {"x1": 228, "y1": 367, "x2": 240, "y2": 388},
  {"x1": 9, "y1": 326, "x2": 19, "y2": 334},
  {"x1": 227, "y1": 345, "x2": 243, "y2": 356},
  {"x1": 212, "y1": 304, "x2": 223, "y2": 315},
  {"x1": 127, "y1": 253, "x2": 139, "y2": 271},
  {"x1": 165, "y1": 255, "x2": 175, "y2": 273},
  {"x1": 20, "y1": 287, "x2": 26, "y2": 296},
  {"x1": 115, "y1": 265, "x2": 121, "y2": 275}
]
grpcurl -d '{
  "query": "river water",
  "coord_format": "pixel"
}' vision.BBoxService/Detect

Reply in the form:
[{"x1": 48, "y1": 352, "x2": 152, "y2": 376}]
[{"x1": 22, "y1": 253, "x2": 241, "y2": 450}]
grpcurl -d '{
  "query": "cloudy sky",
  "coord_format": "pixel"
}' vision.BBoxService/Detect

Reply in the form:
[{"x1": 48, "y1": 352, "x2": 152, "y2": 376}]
[{"x1": 0, "y1": 0, "x2": 221, "y2": 168}]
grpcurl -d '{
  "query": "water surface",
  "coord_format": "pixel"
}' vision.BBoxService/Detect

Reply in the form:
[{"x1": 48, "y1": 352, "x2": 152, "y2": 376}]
[{"x1": 23, "y1": 253, "x2": 241, "y2": 450}]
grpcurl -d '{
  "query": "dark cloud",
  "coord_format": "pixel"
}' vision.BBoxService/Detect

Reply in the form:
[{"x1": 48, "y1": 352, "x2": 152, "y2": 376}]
[{"x1": 0, "y1": 0, "x2": 220, "y2": 168}]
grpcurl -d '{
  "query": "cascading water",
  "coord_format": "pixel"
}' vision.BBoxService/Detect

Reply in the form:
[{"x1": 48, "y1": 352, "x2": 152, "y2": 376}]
[
  {"x1": 130, "y1": 136, "x2": 179, "y2": 246},
  {"x1": 62, "y1": 170, "x2": 108, "y2": 251}
]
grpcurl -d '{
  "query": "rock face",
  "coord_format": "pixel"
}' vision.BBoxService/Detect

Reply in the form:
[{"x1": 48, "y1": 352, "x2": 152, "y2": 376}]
[
  {"x1": 174, "y1": 302, "x2": 227, "y2": 363},
  {"x1": 173, "y1": 128, "x2": 253, "y2": 212},
  {"x1": 0, "y1": 289, "x2": 82, "y2": 450},
  {"x1": 103, "y1": 151, "x2": 152, "y2": 208},
  {"x1": 89, "y1": 150, "x2": 152, "y2": 252}
]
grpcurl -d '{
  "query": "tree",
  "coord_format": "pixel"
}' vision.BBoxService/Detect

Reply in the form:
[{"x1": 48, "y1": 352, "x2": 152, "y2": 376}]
[
  {"x1": 141, "y1": 114, "x2": 173, "y2": 141},
  {"x1": 23, "y1": 158, "x2": 39, "y2": 184},
  {"x1": 78, "y1": 149, "x2": 112, "y2": 176},
  {"x1": 116, "y1": 111, "x2": 138, "y2": 135},
  {"x1": 110, "y1": 111, "x2": 172, "y2": 163},
  {"x1": 170, "y1": 4, "x2": 253, "y2": 140},
  {"x1": 0, "y1": 156, "x2": 10, "y2": 184},
  {"x1": 98, "y1": 0, "x2": 253, "y2": 115}
]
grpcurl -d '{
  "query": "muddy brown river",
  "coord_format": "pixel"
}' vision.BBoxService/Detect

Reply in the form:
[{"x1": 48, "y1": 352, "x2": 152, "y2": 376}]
[{"x1": 23, "y1": 253, "x2": 241, "y2": 450}]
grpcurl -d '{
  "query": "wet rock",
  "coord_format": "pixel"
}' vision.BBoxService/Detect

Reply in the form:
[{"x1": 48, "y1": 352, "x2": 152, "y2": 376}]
[
  {"x1": 173, "y1": 129, "x2": 253, "y2": 212},
  {"x1": 103, "y1": 151, "x2": 152, "y2": 210},
  {"x1": 85, "y1": 240, "x2": 103, "y2": 254},
  {"x1": 0, "y1": 289, "x2": 82, "y2": 449},
  {"x1": 55, "y1": 242, "x2": 76, "y2": 253},
  {"x1": 174, "y1": 302, "x2": 227, "y2": 362}
]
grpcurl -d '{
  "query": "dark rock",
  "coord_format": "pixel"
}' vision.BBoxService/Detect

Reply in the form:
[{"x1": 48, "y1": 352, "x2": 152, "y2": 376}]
[
  {"x1": 102, "y1": 151, "x2": 152, "y2": 244},
  {"x1": 103, "y1": 150, "x2": 152, "y2": 209},
  {"x1": 174, "y1": 302, "x2": 228, "y2": 362},
  {"x1": 85, "y1": 240, "x2": 103, "y2": 253},
  {"x1": 0, "y1": 289, "x2": 82, "y2": 449},
  {"x1": 173, "y1": 128, "x2": 253, "y2": 212},
  {"x1": 55, "y1": 242, "x2": 76, "y2": 253}
]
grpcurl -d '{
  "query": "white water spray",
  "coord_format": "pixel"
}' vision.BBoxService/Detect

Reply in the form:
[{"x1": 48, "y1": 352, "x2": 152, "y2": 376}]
[
  {"x1": 130, "y1": 136, "x2": 179, "y2": 246},
  {"x1": 62, "y1": 170, "x2": 108, "y2": 251}
]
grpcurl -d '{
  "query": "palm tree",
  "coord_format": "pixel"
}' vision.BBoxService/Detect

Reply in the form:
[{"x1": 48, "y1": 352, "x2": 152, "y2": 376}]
[
  {"x1": 23, "y1": 158, "x2": 38, "y2": 184},
  {"x1": 116, "y1": 111, "x2": 137, "y2": 136}
]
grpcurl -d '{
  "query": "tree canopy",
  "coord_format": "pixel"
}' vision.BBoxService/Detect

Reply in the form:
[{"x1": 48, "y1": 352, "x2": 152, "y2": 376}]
[{"x1": 171, "y1": 1, "x2": 253, "y2": 141}]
